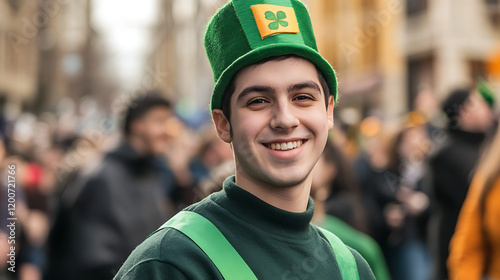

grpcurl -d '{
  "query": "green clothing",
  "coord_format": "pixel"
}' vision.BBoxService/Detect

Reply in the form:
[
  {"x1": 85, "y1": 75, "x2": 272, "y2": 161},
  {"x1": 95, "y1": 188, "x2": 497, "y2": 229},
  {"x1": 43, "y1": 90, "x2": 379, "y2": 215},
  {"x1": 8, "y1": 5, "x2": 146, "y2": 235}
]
[
  {"x1": 318, "y1": 215, "x2": 391, "y2": 280},
  {"x1": 115, "y1": 176, "x2": 375, "y2": 279}
]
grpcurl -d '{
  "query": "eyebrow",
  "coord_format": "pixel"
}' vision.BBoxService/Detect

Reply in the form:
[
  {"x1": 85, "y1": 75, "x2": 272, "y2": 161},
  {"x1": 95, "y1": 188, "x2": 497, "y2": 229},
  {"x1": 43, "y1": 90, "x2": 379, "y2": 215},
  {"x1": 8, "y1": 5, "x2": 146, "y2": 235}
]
[
  {"x1": 287, "y1": 81, "x2": 322, "y2": 94},
  {"x1": 236, "y1": 85, "x2": 276, "y2": 102},
  {"x1": 236, "y1": 80, "x2": 322, "y2": 102}
]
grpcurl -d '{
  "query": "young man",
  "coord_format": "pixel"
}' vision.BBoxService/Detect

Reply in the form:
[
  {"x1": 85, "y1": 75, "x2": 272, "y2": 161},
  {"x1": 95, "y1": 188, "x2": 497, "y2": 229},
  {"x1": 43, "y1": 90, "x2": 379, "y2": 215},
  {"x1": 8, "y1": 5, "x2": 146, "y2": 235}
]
[{"x1": 115, "y1": 0, "x2": 375, "y2": 279}]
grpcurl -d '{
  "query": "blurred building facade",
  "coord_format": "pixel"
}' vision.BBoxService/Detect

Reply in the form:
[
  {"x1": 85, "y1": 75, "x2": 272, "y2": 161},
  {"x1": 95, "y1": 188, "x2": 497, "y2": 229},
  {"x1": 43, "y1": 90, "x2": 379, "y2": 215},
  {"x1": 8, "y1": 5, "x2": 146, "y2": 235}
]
[
  {"x1": 404, "y1": 0, "x2": 499, "y2": 106},
  {"x1": 0, "y1": 0, "x2": 40, "y2": 119},
  {"x1": 309, "y1": 0, "x2": 500, "y2": 119},
  {"x1": 148, "y1": 0, "x2": 227, "y2": 118},
  {"x1": 0, "y1": 0, "x2": 110, "y2": 120},
  {"x1": 34, "y1": 0, "x2": 100, "y2": 115},
  {"x1": 309, "y1": 0, "x2": 406, "y2": 120},
  {"x1": 5, "y1": 0, "x2": 496, "y2": 121}
]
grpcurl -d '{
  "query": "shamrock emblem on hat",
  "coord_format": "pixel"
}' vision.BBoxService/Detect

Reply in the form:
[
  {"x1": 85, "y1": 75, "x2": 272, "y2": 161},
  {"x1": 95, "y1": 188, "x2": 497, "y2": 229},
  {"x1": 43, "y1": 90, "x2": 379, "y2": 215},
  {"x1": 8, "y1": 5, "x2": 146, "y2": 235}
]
[{"x1": 265, "y1": 10, "x2": 288, "y2": 30}]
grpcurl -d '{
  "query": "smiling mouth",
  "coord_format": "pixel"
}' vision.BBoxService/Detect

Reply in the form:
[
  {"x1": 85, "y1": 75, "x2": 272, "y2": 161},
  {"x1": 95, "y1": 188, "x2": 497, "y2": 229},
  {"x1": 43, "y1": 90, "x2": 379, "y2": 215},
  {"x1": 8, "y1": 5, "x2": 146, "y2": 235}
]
[{"x1": 264, "y1": 140, "x2": 306, "y2": 151}]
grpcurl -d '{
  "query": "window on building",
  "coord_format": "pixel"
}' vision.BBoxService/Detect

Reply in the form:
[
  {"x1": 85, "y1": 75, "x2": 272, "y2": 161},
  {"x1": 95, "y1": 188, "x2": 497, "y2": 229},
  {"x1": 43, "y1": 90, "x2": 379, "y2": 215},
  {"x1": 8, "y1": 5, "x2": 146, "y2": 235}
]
[
  {"x1": 406, "y1": 0, "x2": 428, "y2": 17},
  {"x1": 485, "y1": 0, "x2": 500, "y2": 27}
]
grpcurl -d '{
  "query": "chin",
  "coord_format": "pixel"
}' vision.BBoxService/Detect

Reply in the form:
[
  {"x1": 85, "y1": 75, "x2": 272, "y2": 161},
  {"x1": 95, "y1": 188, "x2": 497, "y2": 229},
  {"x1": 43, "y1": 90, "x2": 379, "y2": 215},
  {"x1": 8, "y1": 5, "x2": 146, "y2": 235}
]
[
  {"x1": 151, "y1": 143, "x2": 169, "y2": 155},
  {"x1": 263, "y1": 172, "x2": 310, "y2": 188}
]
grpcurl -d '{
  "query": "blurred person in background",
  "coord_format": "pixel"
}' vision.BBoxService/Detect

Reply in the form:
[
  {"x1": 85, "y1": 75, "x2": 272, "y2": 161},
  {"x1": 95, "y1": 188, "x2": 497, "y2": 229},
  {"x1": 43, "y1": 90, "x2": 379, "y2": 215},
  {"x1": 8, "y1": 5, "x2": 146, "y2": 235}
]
[
  {"x1": 0, "y1": 129, "x2": 59, "y2": 280},
  {"x1": 192, "y1": 127, "x2": 233, "y2": 184},
  {"x1": 157, "y1": 119, "x2": 200, "y2": 208},
  {"x1": 0, "y1": 135, "x2": 23, "y2": 280},
  {"x1": 187, "y1": 127, "x2": 233, "y2": 202},
  {"x1": 414, "y1": 85, "x2": 444, "y2": 131},
  {"x1": 448, "y1": 125, "x2": 500, "y2": 279},
  {"x1": 15, "y1": 140, "x2": 63, "y2": 280},
  {"x1": 413, "y1": 86, "x2": 448, "y2": 157},
  {"x1": 15, "y1": 157, "x2": 49, "y2": 280},
  {"x1": 358, "y1": 114, "x2": 432, "y2": 280},
  {"x1": 46, "y1": 91, "x2": 176, "y2": 280},
  {"x1": 311, "y1": 141, "x2": 391, "y2": 280},
  {"x1": 385, "y1": 115, "x2": 431, "y2": 280},
  {"x1": 354, "y1": 117, "x2": 394, "y2": 244},
  {"x1": 354, "y1": 115, "x2": 388, "y2": 194},
  {"x1": 161, "y1": 123, "x2": 233, "y2": 208},
  {"x1": 322, "y1": 140, "x2": 368, "y2": 234},
  {"x1": 428, "y1": 88, "x2": 495, "y2": 280}
]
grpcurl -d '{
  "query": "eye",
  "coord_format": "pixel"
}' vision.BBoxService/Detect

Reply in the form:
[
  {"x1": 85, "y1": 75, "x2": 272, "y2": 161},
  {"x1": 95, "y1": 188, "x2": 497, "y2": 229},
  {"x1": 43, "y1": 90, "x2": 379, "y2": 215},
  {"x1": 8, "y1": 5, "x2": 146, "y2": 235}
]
[
  {"x1": 247, "y1": 98, "x2": 269, "y2": 106},
  {"x1": 293, "y1": 94, "x2": 315, "y2": 101}
]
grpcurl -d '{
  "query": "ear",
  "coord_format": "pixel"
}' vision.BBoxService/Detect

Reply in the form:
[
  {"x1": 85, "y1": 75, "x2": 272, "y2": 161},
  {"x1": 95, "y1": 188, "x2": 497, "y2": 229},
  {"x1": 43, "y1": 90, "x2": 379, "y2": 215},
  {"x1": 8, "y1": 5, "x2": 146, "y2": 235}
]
[
  {"x1": 212, "y1": 109, "x2": 232, "y2": 143},
  {"x1": 327, "y1": 95, "x2": 335, "y2": 130}
]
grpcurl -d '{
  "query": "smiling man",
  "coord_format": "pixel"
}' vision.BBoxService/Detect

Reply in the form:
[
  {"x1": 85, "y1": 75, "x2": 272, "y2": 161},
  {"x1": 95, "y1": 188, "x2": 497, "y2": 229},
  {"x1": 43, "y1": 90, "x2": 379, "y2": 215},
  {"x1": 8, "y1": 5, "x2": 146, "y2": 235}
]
[{"x1": 115, "y1": 0, "x2": 375, "y2": 279}]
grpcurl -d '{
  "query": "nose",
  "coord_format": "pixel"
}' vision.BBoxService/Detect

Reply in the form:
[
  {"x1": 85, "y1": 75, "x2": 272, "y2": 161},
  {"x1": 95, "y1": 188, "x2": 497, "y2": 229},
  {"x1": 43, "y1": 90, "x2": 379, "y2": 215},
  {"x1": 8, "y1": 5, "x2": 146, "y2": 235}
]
[{"x1": 270, "y1": 99, "x2": 299, "y2": 132}]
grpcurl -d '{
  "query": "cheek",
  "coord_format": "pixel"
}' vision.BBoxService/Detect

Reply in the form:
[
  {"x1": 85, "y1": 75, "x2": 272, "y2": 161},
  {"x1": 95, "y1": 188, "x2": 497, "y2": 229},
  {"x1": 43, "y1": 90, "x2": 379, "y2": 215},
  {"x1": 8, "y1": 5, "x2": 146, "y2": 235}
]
[
  {"x1": 148, "y1": 123, "x2": 162, "y2": 136},
  {"x1": 302, "y1": 109, "x2": 330, "y2": 136},
  {"x1": 232, "y1": 112, "x2": 269, "y2": 140},
  {"x1": 480, "y1": 106, "x2": 493, "y2": 120},
  {"x1": 148, "y1": 122, "x2": 168, "y2": 139}
]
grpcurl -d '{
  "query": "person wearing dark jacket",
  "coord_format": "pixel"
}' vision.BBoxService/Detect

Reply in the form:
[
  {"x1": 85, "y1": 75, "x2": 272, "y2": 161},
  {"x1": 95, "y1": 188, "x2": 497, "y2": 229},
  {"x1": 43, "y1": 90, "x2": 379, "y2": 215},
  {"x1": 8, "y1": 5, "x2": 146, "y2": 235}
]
[
  {"x1": 357, "y1": 115, "x2": 432, "y2": 280},
  {"x1": 428, "y1": 88, "x2": 495, "y2": 280},
  {"x1": 46, "y1": 92, "x2": 175, "y2": 280}
]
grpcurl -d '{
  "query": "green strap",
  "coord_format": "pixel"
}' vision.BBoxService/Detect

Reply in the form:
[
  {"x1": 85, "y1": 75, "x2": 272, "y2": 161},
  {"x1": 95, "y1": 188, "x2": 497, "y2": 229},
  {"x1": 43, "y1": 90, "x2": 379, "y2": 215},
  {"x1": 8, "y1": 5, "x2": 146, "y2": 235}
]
[
  {"x1": 318, "y1": 227, "x2": 361, "y2": 280},
  {"x1": 157, "y1": 211, "x2": 258, "y2": 280},
  {"x1": 154, "y1": 211, "x2": 359, "y2": 280}
]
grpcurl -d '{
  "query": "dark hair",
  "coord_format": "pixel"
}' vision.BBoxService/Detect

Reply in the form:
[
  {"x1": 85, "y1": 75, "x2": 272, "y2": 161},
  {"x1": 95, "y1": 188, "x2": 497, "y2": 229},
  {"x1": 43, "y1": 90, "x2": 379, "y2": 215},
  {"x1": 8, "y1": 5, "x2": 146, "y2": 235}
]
[
  {"x1": 386, "y1": 128, "x2": 406, "y2": 174},
  {"x1": 322, "y1": 141, "x2": 369, "y2": 233},
  {"x1": 123, "y1": 90, "x2": 171, "y2": 136},
  {"x1": 441, "y1": 88, "x2": 471, "y2": 129},
  {"x1": 221, "y1": 55, "x2": 331, "y2": 123}
]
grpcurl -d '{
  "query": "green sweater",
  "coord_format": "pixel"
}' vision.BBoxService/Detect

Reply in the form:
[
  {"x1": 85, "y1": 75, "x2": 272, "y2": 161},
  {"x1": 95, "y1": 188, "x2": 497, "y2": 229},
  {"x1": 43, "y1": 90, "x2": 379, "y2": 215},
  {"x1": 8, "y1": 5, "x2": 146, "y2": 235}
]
[
  {"x1": 318, "y1": 215, "x2": 391, "y2": 280},
  {"x1": 115, "y1": 176, "x2": 375, "y2": 279}
]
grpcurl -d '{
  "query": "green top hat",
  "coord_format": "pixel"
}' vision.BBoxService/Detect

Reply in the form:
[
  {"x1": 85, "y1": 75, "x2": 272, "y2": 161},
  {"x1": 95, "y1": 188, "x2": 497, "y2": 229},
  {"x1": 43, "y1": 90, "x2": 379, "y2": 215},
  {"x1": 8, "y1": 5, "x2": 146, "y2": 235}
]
[{"x1": 204, "y1": 0, "x2": 337, "y2": 111}]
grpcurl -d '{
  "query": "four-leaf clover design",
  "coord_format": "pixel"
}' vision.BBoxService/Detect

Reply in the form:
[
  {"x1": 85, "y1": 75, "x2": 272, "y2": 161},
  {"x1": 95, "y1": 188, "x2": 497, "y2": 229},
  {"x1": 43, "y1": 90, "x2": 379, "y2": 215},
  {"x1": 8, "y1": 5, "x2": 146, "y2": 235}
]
[{"x1": 265, "y1": 10, "x2": 288, "y2": 30}]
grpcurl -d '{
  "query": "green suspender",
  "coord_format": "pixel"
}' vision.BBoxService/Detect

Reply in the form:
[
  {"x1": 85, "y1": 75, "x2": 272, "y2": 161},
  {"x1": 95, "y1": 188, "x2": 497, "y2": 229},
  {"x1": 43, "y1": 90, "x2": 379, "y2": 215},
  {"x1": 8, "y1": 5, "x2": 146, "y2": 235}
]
[
  {"x1": 317, "y1": 227, "x2": 361, "y2": 280},
  {"x1": 155, "y1": 211, "x2": 359, "y2": 280},
  {"x1": 158, "y1": 211, "x2": 258, "y2": 280}
]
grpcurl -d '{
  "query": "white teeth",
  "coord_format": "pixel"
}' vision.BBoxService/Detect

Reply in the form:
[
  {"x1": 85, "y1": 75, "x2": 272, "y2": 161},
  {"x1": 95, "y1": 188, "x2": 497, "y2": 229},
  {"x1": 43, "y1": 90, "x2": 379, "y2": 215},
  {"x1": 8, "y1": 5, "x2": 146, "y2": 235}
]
[{"x1": 267, "y1": 140, "x2": 304, "y2": 151}]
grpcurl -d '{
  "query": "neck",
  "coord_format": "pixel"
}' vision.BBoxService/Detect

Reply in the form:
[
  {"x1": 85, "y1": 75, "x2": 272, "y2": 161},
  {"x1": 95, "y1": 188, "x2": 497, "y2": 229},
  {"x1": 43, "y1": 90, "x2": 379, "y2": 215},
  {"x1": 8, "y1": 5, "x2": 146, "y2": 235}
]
[
  {"x1": 312, "y1": 199, "x2": 326, "y2": 225},
  {"x1": 235, "y1": 172, "x2": 312, "y2": 213}
]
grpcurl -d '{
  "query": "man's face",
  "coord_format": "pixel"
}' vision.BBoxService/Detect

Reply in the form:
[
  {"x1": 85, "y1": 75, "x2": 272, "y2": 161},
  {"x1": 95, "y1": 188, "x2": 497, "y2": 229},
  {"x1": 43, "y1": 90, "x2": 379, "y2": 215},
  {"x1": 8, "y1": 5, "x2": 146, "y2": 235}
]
[
  {"x1": 213, "y1": 57, "x2": 334, "y2": 189},
  {"x1": 459, "y1": 93, "x2": 494, "y2": 133},
  {"x1": 132, "y1": 106, "x2": 174, "y2": 155}
]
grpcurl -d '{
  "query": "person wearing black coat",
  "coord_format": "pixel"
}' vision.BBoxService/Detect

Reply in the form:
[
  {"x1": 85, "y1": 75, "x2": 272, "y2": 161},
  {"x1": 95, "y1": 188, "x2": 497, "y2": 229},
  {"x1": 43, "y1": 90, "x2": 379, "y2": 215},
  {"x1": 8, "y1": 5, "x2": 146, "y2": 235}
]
[
  {"x1": 46, "y1": 92, "x2": 176, "y2": 280},
  {"x1": 428, "y1": 88, "x2": 495, "y2": 280}
]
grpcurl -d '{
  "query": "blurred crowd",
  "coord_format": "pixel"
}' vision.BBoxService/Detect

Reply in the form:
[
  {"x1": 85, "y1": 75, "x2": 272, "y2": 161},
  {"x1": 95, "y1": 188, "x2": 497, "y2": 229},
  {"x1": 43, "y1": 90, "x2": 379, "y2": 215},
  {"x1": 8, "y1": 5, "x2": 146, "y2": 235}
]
[{"x1": 0, "y1": 83, "x2": 499, "y2": 280}]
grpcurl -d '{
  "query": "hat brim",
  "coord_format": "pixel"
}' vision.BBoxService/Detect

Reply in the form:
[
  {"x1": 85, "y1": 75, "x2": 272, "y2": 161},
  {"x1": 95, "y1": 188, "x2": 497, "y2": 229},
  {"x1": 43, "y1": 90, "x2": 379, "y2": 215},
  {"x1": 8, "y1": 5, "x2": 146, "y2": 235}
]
[{"x1": 210, "y1": 43, "x2": 337, "y2": 111}]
